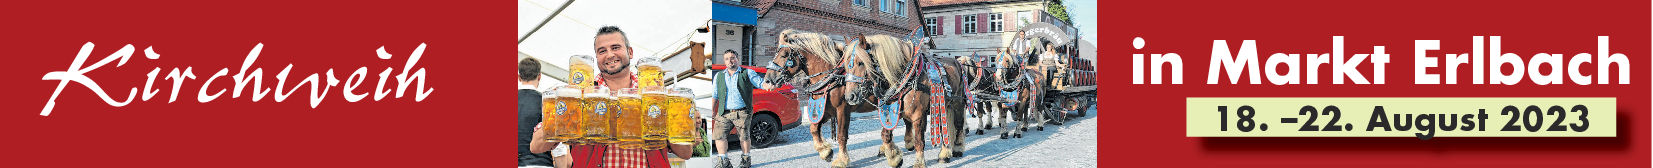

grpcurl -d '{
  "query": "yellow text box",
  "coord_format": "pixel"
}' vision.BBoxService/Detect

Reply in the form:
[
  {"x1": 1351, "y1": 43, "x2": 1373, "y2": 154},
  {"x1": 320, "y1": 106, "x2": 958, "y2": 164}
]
[{"x1": 1186, "y1": 97, "x2": 1615, "y2": 139}]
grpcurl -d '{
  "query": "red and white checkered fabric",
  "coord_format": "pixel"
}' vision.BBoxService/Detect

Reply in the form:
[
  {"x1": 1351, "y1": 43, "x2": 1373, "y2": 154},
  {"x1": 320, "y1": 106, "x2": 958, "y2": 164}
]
[{"x1": 605, "y1": 147, "x2": 648, "y2": 168}]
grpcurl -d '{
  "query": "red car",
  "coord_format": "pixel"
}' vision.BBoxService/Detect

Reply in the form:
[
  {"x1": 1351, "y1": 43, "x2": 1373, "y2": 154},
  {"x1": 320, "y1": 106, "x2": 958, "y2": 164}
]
[{"x1": 708, "y1": 65, "x2": 801, "y2": 148}]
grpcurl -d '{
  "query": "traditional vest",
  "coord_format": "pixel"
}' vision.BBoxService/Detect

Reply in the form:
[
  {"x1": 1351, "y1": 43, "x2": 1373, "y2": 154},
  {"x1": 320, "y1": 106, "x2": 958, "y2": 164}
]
[{"x1": 713, "y1": 68, "x2": 755, "y2": 115}]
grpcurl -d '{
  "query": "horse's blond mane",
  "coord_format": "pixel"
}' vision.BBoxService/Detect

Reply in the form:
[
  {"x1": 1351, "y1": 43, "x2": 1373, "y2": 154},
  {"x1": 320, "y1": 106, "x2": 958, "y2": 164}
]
[
  {"x1": 778, "y1": 29, "x2": 841, "y2": 66},
  {"x1": 859, "y1": 35, "x2": 915, "y2": 85}
]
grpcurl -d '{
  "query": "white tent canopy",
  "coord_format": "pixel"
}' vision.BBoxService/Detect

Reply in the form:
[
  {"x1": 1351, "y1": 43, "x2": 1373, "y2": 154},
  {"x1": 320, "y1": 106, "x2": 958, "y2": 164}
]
[{"x1": 518, "y1": 0, "x2": 711, "y2": 79}]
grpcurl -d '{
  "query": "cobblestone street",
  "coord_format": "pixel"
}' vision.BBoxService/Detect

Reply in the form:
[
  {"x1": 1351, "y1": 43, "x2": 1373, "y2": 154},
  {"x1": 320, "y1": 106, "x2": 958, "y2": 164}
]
[{"x1": 690, "y1": 106, "x2": 1096, "y2": 167}]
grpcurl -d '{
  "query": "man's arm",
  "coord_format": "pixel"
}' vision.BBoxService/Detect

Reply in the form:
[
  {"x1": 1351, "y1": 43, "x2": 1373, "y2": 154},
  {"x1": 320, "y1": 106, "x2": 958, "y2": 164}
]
[
  {"x1": 530, "y1": 122, "x2": 559, "y2": 153},
  {"x1": 747, "y1": 69, "x2": 775, "y2": 90},
  {"x1": 667, "y1": 118, "x2": 706, "y2": 159},
  {"x1": 668, "y1": 142, "x2": 695, "y2": 160}
]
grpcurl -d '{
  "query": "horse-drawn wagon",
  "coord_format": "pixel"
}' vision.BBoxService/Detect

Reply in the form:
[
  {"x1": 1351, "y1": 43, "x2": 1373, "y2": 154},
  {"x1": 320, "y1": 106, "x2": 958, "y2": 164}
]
[{"x1": 961, "y1": 22, "x2": 1094, "y2": 138}]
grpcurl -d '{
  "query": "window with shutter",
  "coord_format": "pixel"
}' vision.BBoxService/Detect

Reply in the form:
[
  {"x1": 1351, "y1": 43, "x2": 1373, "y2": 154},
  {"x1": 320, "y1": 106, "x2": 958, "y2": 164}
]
[
  {"x1": 1005, "y1": 12, "x2": 1017, "y2": 31},
  {"x1": 924, "y1": 17, "x2": 937, "y2": 35},
  {"x1": 989, "y1": 13, "x2": 1003, "y2": 32},
  {"x1": 965, "y1": 13, "x2": 978, "y2": 33}
]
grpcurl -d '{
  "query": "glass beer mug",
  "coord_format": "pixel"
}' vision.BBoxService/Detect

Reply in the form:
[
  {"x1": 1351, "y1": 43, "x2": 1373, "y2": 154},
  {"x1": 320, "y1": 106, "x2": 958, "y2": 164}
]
[
  {"x1": 551, "y1": 85, "x2": 585, "y2": 143},
  {"x1": 636, "y1": 56, "x2": 663, "y2": 88},
  {"x1": 540, "y1": 87, "x2": 558, "y2": 142},
  {"x1": 667, "y1": 87, "x2": 698, "y2": 145},
  {"x1": 583, "y1": 86, "x2": 615, "y2": 144},
  {"x1": 641, "y1": 86, "x2": 670, "y2": 149},
  {"x1": 615, "y1": 88, "x2": 645, "y2": 149},
  {"x1": 568, "y1": 55, "x2": 597, "y2": 87}
]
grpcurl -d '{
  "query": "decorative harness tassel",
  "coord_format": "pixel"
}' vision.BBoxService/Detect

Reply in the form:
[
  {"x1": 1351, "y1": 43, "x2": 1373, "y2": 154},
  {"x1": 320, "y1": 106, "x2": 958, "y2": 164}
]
[{"x1": 927, "y1": 63, "x2": 950, "y2": 147}]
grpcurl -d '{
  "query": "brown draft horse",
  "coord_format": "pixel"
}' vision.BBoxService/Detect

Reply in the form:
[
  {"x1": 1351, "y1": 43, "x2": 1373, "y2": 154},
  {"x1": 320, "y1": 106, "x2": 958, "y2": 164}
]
[
  {"x1": 763, "y1": 30, "x2": 966, "y2": 168},
  {"x1": 760, "y1": 29, "x2": 880, "y2": 168},
  {"x1": 838, "y1": 34, "x2": 967, "y2": 168},
  {"x1": 993, "y1": 49, "x2": 1048, "y2": 139},
  {"x1": 962, "y1": 50, "x2": 1010, "y2": 136},
  {"x1": 958, "y1": 52, "x2": 1001, "y2": 135}
]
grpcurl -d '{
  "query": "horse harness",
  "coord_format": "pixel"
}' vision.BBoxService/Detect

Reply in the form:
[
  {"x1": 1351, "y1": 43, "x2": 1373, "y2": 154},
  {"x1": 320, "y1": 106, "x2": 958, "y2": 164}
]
[{"x1": 768, "y1": 37, "x2": 865, "y2": 96}]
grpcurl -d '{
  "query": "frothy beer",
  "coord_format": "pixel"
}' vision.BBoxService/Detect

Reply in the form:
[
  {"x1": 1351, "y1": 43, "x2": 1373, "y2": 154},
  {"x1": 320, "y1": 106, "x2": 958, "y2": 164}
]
[
  {"x1": 583, "y1": 86, "x2": 615, "y2": 144},
  {"x1": 540, "y1": 88, "x2": 558, "y2": 142},
  {"x1": 568, "y1": 55, "x2": 596, "y2": 87},
  {"x1": 550, "y1": 85, "x2": 584, "y2": 143},
  {"x1": 667, "y1": 87, "x2": 698, "y2": 145},
  {"x1": 615, "y1": 88, "x2": 644, "y2": 149},
  {"x1": 636, "y1": 56, "x2": 663, "y2": 88},
  {"x1": 641, "y1": 87, "x2": 670, "y2": 149}
]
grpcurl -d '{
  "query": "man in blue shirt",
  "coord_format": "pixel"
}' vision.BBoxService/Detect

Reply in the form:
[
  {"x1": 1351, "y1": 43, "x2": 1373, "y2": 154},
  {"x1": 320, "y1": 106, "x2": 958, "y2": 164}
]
[{"x1": 711, "y1": 50, "x2": 774, "y2": 168}]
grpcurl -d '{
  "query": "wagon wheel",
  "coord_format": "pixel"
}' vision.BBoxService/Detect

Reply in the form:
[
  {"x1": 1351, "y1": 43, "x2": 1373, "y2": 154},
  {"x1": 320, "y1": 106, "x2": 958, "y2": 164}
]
[
  {"x1": 1071, "y1": 96, "x2": 1090, "y2": 117},
  {"x1": 1046, "y1": 94, "x2": 1066, "y2": 124}
]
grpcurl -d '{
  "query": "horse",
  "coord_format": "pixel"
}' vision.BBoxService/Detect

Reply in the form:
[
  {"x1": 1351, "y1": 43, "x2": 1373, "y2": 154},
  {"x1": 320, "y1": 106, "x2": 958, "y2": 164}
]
[
  {"x1": 992, "y1": 50, "x2": 1048, "y2": 139},
  {"x1": 960, "y1": 51, "x2": 1004, "y2": 136},
  {"x1": 761, "y1": 29, "x2": 895, "y2": 168},
  {"x1": 839, "y1": 34, "x2": 967, "y2": 168}
]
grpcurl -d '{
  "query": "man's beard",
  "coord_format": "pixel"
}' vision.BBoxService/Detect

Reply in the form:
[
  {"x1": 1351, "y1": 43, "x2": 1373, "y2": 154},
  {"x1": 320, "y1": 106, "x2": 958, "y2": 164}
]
[{"x1": 601, "y1": 63, "x2": 629, "y2": 75}]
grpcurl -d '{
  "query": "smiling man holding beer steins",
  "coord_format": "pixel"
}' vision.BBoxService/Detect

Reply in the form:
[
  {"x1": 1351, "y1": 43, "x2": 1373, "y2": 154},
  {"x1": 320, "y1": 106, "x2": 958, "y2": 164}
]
[{"x1": 535, "y1": 26, "x2": 700, "y2": 168}]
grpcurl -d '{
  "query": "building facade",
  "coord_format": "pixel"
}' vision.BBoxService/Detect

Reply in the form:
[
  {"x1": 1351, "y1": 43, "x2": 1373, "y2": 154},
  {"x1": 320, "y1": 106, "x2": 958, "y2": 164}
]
[
  {"x1": 920, "y1": 0, "x2": 1072, "y2": 59},
  {"x1": 728, "y1": 0, "x2": 924, "y2": 66}
]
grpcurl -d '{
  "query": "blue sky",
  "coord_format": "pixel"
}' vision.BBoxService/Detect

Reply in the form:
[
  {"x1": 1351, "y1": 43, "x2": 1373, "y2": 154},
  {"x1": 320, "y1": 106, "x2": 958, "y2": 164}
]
[{"x1": 1070, "y1": 0, "x2": 1096, "y2": 41}]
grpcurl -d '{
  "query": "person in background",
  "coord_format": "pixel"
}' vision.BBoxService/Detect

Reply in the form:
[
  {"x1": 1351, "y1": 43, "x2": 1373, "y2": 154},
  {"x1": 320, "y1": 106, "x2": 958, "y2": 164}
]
[
  {"x1": 711, "y1": 50, "x2": 775, "y2": 168},
  {"x1": 1041, "y1": 42, "x2": 1063, "y2": 87},
  {"x1": 519, "y1": 57, "x2": 553, "y2": 167}
]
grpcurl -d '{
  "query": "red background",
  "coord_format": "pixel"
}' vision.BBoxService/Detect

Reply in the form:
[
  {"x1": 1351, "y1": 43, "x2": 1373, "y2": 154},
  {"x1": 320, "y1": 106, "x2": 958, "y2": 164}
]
[
  {"x1": 0, "y1": 0, "x2": 1646, "y2": 167},
  {"x1": 0, "y1": 1, "x2": 512, "y2": 167},
  {"x1": 1100, "y1": 0, "x2": 1651, "y2": 167}
]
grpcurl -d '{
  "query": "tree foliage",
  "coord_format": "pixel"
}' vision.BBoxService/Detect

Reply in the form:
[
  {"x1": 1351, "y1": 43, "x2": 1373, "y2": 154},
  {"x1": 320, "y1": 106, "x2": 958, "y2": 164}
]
[{"x1": 1045, "y1": 1, "x2": 1071, "y2": 24}]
